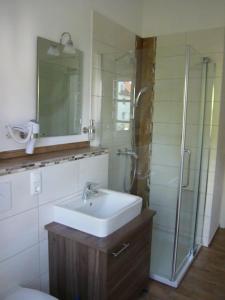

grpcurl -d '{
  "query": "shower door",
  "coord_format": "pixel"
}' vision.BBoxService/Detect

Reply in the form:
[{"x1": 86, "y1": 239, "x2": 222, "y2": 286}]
[{"x1": 173, "y1": 47, "x2": 206, "y2": 276}]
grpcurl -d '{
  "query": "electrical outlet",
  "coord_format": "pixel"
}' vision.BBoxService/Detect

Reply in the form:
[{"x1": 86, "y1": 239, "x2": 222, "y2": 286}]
[{"x1": 30, "y1": 171, "x2": 42, "y2": 195}]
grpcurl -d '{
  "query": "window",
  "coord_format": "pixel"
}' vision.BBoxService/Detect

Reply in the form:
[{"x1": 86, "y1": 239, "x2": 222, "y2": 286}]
[{"x1": 114, "y1": 80, "x2": 133, "y2": 131}]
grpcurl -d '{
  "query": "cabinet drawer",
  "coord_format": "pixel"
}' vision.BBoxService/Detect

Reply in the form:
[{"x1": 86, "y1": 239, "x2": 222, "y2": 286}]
[
  {"x1": 108, "y1": 251, "x2": 149, "y2": 300},
  {"x1": 107, "y1": 226, "x2": 151, "y2": 291}
]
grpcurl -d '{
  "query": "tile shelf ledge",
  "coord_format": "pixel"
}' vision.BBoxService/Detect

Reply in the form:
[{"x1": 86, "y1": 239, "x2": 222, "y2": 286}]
[{"x1": 0, "y1": 147, "x2": 108, "y2": 176}]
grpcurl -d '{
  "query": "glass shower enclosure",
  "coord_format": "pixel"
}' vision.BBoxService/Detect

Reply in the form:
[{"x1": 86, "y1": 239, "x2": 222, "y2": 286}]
[
  {"x1": 150, "y1": 45, "x2": 210, "y2": 286},
  {"x1": 94, "y1": 44, "x2": 210, "y2": 286}
]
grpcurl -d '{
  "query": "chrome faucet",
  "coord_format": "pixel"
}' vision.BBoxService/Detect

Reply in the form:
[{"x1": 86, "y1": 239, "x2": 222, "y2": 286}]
[{"x1": 82, "y1": 182, "x2": 99, "y2": 202}]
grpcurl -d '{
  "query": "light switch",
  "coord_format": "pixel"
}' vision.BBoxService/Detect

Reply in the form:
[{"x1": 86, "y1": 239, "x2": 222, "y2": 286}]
[
  {"x1": 30, "y1": 171, "x2": 42, "y2": 195},
  {"x1": 0, "y1": 182, "x2": 12, "y2": 212}
]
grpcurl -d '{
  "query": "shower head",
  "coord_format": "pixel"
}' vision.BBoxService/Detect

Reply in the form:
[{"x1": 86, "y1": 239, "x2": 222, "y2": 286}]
[
  {"x1": 203, "y1": 57, "x2": 210, "y2": 63},
  {"x1": 135, "y1": 86, "x2": 151, "y2": 107}
]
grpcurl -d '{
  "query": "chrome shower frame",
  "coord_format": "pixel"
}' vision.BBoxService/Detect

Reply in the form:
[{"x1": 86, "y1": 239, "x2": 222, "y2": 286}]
[
  {"x1": 150, "y1": 46, "x2": 210, "y2": 287},
  {"x1": 171, "y1": 46, "x2": 191, "y2": 281},
  {"x1": 170, "y1": 47, "x2": 209, "y2": 283}
]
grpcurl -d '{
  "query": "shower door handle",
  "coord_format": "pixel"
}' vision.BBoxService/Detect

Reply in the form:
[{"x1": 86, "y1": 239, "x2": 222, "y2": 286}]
[{"x1": 182, "y1": 149, "x2": 191, "y2": 188}]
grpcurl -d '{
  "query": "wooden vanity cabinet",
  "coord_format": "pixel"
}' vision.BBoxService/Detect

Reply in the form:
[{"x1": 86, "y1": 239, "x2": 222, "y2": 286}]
[{"x1": 45, "y1": 209, "x2": 155, "y2": 300}]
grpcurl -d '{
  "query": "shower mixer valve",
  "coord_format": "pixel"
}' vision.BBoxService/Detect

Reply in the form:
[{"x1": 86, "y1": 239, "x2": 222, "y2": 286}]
[{"x1": 117, "y1": 148, "x2": 138, "y2": 159}]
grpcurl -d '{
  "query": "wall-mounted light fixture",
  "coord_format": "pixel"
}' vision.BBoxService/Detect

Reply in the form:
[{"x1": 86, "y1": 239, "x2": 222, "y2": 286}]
[
  {"x1": 47, "y1": 32, "x2": 76, "y2": 56},
  {"x1": 60, "y1": 32, "x2": 76, "y2": 55},
  {"x1": 47, "y1": 43, "x2": 60, "y2": 56}
]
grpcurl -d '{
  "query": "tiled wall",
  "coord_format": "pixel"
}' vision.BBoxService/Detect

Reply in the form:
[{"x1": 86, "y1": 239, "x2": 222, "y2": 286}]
[
  {"x1": 187, "y1": 28, "x2": 225, "y2": 246},
  {"x1": 0, "y1": 154, "x2": 108, "y2": 299},
  {"x1": 91, "y1": 12, "x2": 136, "y2": 192},
  {"x1": 150, "y1": 27, "x2": 225, "y2": 247}
]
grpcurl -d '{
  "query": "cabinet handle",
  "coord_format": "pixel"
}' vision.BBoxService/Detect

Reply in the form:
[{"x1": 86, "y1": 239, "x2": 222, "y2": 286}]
[{"x1": 112, "y1": 243, "x2": 130, "y2": 257}]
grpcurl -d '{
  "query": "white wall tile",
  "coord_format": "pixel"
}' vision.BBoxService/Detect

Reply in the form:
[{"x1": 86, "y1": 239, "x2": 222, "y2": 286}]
[
  {"x1": 101, "y1": 71, "x2": 114, "y2": 97},
  {"x1": 101, "y1": 96, "x2": 114, "y2": 125},
  {"x1": 150, "y1": 185, "x2": 177, "y2": 209},
  {"x1": 39, "y1": 160, "x2": 79, "y2": 205},
  {"x1": 38, "y1": 195, "x2": 74, "y2": 241},
  {"x1": 156, "y1": 44, "x2": 186, "y2": 58},
  {"x1": 151, "y1": 203, "x2": 176, "y2": 232},
  {"x1": 151, "y1": 28, "x2": 224, "y2": 252},
  {"x1": 0, "y1": 209, "x2": 38, "y2": 262},
  {"x1": 109, "y1": 163, "x2": 128, "y2": 192},
  {"x1": 152, "y1": 123, "x2": 181, "y2": 146},
  {"x1": 203, "y1": 125, "x2": 218, "y2": 150},
  {"x1": 208, "y1": 149, "x2": 217, "y2": 172},
  {"x1": 39, "y1": 239, "x2": 49, "y2": 275},
  {"x1": 188, "y1": 78, "x2": 202, "y2": 101},
  {"x1": 155, "y1": 56, "x2": 185, "y2": 80},
  {"x1": 204, "y1": 194, "x2": 213, "y2": 218},
  {"x1": 154, "y1": 78, "x2": 184, "y2": 102},
  {"x1": 102, "y1": 53, "x2": 116, "y2": 73},
  {"x1": 207, "y1": 77, "x2": 222, "y2": 102},
  {"x1": 0, "y1": 171, "x2": 38, "y2": 221},
  {"x1": 92, "y1": 95, "x2": 102, "y2": 124},
  {"x1": 39, "y1": 155, "x2": 109, "y2": 241},
  {"x1": 40, "y1": 273, "x2": 49, "y2": 294},
  {"x1": 151, "y1": 165, "x2": 179, "y2": 188},
  {"x1": 0, "y1": 245, "x2": 39, "y2": 299},
  {"x1": 198, "y1": 192, "x2": 207, "y2": 215},
  {"x1": 206, "y1": 53, "x2": 224, "y2": 78},
  {"x1": 204, "y1": 101, "x2": 221, "y2": 126},
  {"x1": 151, "y1": 144, "x2": 180, "y2": 167},
  {"x1": 153, "y1": 101, "x2": 183, "y2": 124},
  {"x1": 186, "y1": 101, "x2": 201, "y2": 125},
  {"x1": 92, "y1": 67, "x2": 102, "y2": 97},
  {"x1": 0, "y1": 154, "x2": 109, "y2": 297},
  {"x1": 0, "y1": 182, "x2": 11, "y2": 213},
  {"x1": 79, "y1": 154, "x2": 109, "y2": 190}
]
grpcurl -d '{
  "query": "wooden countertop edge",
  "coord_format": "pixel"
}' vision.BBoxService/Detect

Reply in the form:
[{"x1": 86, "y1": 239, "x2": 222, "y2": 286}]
[
  {"x1": 0, "y1": 141, "x2": 90, "y2": 160},
  {"x1": 45, "y1": 209, "x2": 156, "y2": 252}
]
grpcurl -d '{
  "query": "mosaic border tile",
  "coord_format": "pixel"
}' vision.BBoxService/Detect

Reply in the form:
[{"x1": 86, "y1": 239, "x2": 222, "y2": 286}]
[{"x1": 0, "y1": 149, "x2": 108, "y2": 176}]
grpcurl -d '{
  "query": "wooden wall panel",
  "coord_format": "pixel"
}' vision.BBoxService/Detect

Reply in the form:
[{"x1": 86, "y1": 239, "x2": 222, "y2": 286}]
[{"x1": 131, "y1": 36, "x2": 157, "y2": 208}]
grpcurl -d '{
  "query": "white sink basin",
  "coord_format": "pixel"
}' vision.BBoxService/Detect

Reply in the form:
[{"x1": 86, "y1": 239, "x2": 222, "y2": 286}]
[{"x1": 54, "y1": 189, "x2": 142, "y2": 237}]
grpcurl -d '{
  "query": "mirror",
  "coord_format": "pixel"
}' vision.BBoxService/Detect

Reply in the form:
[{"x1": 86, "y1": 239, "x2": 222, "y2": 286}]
[{"x1": 37, "y1": 37, "x2": 83, "y2": 137}]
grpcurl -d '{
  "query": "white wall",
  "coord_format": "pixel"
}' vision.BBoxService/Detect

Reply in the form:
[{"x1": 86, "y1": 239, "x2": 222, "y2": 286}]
[
  {"x1": 0, "y1": 0, "x2": 142, "y2": 152},
  {"x1": 220, "y1": 176, "x2": 225, "y2": 228},
  {"x1": 141, "y1": 0, "x2": 225, "y2": 37},
  {"x1": 219, "y1": 33, "x2": 225, "y2": 229},
  {"x1": 0, "y1": 154, "x2": 108, "y2": 298}
]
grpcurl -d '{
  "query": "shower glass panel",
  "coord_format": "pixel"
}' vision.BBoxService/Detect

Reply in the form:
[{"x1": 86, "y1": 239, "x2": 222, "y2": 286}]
[
  {"x1": 150, "y1": 45, "x2": 186, "y2": 280},
  {"x1": 93, "y1": 40, "x2": 209, "y2": 286},
  {"x1": 98, "y1": 51, "x2": 136, "y2": 192},
  {"x1": 174, "y1": 48, "x2": 205, "y2": 275},
  {"x1": 92, "y1": 13, "x2": 217, "y2": 289},
  {"x1": 150, "y1": 45, "x2": 208, "y2": 284}
]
